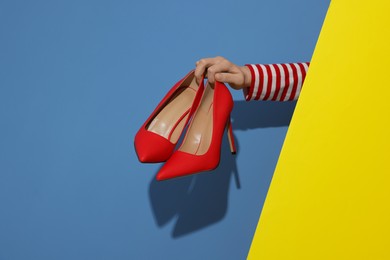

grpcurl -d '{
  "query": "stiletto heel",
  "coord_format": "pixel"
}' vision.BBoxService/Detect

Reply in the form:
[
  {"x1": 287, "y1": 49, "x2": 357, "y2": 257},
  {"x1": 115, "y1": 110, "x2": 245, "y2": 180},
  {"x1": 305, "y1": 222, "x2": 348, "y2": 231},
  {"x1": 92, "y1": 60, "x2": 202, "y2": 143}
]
[
  {"x1": 226, "y1": 117, "x2": 236, "y2": 154},
  {"x1": 134, "y1": 71, "x2": 204, "y2": 163},
  {"x1": 156, "y1": 81, "x2": 234, "y2": 181}
]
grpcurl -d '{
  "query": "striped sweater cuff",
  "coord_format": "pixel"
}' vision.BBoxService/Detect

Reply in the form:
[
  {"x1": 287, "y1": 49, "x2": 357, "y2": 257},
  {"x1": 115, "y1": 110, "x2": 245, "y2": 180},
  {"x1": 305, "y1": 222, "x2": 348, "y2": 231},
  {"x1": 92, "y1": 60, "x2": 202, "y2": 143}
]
[{"x1": 244, "y1": 62, "x2": 310, "y2": 101}]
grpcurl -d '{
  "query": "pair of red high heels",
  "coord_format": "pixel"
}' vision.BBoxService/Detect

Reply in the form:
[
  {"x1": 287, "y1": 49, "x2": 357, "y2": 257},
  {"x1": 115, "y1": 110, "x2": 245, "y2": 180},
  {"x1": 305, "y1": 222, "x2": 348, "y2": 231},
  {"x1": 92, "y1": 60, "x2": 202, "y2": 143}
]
[{"x1": 134, "y1": 70, "x2": 236, "y2": 181}]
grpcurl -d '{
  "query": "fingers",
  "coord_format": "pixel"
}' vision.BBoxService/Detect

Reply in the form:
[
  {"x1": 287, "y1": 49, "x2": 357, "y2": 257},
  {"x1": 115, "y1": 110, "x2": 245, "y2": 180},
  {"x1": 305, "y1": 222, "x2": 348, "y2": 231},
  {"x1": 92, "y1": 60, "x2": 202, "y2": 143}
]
[
  {"x1": 195, "y1": 56, "x2": 236, "y2": 84},
  {"x1": 194, "y1": 57, "x2": 224, "y2": 83},
  {"x1": 194, "y1": 56, "x2": 248, "y2": 90},
  {"x1": 206, "y1": 61, "x2": 234, "y2": 84}
]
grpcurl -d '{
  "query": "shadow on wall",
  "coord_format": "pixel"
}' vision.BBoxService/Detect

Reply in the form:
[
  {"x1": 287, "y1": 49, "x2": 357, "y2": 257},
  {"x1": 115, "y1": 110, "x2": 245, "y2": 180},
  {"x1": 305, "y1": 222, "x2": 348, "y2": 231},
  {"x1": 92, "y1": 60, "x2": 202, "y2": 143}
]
[{"x1": 148, "y1": 100, "x2": 297, "y2": 238}]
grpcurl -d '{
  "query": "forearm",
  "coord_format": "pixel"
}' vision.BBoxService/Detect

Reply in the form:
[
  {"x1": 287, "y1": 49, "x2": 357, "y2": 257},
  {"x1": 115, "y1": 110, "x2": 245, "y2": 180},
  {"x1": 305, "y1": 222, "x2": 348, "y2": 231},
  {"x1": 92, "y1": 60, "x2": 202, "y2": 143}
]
[{"x1": 243, "y1": 62, "x2": 310, "y2": 101}]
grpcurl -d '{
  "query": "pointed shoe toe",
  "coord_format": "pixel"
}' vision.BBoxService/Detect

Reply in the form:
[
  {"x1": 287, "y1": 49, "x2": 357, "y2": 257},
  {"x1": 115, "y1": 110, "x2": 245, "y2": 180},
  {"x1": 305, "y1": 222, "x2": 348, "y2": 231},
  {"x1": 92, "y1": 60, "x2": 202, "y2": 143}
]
[
  {"x1": 134, "y1": 131, "x2": 175, "y2": 163},
  {"x1": 156, "y1": 151, "x2": 216, "y2": 181}
]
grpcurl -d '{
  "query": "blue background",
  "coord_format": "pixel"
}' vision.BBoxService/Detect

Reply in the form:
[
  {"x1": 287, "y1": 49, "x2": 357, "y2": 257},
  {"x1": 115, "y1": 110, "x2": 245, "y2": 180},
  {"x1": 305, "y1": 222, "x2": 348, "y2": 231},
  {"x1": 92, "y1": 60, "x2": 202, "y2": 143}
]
[{"x1": 0, "y1": 0, "x2": 329, "y2": 259}]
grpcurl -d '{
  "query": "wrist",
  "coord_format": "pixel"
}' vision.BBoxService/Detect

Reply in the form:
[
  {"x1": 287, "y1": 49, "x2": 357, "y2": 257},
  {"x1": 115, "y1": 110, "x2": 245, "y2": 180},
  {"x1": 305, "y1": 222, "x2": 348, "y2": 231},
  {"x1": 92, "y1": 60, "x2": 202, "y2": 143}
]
[{"x1": 240, "y1": 66, "x2": 252, "y2": 88}]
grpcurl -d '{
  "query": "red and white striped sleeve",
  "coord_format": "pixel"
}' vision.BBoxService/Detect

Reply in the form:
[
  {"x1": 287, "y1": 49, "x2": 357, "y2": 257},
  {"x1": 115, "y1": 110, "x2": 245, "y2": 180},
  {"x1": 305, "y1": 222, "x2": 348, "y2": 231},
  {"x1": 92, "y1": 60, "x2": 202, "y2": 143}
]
[{"x1": 243, "y1": 62, "x2": 310, "y2": 101}]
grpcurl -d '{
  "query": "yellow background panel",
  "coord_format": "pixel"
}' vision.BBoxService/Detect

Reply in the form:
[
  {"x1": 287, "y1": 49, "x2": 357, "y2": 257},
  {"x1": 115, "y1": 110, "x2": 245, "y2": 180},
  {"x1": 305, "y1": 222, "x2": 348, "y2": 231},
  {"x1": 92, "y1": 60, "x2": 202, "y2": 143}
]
[{"x1": 248, "y1": 1, "x2": 390, "y2": 259}]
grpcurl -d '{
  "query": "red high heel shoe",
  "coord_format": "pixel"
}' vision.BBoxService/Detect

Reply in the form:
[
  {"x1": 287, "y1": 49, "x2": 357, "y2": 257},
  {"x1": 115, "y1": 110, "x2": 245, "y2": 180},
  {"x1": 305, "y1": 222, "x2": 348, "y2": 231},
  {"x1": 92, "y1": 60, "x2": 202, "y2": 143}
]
[
  {"x1": 134, "y1": 71, "x2": 205, "y2": 163},
  {"x1": 156, "y1": 81, "x2": 236, "y2": 181}
]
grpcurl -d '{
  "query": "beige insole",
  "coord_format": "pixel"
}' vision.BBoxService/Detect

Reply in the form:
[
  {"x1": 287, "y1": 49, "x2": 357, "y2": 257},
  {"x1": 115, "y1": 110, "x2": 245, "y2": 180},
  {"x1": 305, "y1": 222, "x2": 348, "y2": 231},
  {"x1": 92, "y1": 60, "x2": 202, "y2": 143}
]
[
  {"x1": 147, "y1": 78, "x2": 198, "y2": 144},
  {"x1": 179, "y1": 82, "x2": 214, "y2": 155}
]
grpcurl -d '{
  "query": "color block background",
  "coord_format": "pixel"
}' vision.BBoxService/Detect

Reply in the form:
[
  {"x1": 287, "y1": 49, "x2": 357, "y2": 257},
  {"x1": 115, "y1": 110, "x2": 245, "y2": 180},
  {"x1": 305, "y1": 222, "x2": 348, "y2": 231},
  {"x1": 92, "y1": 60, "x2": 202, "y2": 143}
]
[
  {"x1": 248, "y1": 0, "x2": 390, "y2": 259},
  {"x1": 0, "y1": 1, "x2": 329, "y2": 259}
]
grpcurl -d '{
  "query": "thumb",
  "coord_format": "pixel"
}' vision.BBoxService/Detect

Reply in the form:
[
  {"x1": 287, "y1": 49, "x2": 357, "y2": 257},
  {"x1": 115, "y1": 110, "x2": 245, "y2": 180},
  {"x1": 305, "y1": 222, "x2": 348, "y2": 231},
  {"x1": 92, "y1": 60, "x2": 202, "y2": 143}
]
[{"x1": 215, "y1": 73, "x2": 244, "y2": 88}]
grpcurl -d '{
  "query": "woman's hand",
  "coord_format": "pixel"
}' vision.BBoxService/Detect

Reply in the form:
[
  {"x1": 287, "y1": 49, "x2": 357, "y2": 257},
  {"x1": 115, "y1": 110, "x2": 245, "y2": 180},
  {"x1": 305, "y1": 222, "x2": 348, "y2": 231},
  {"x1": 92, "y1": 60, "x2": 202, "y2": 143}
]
[{"x1": 194, "y1": 56, "x2": 251, "y2": 90}]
